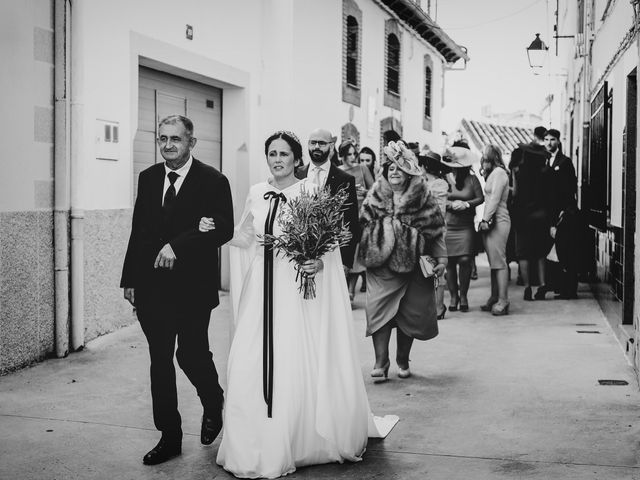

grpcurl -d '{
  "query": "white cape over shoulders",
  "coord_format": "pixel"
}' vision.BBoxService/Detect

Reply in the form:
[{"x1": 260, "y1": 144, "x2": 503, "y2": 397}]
[{"x1": 218, "y1": 180, "x2": 397, "y2": 479}]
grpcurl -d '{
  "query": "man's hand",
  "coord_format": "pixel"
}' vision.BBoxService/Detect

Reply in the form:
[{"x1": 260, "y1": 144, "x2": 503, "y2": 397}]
[
  {"x1": 154, "y1": 244, "x2": 177, "y2": 270},
  {"x1": 199, "y1": 217, "x2": 216, "y2": 232},
  {"x1": 124, "y1": 288, "x2": 135, "y2": 306},
  {"x1": 434, "y1": 263, "x2": 446, "y2": 278},
  {"x1": 550, "y1": 226, "x2": 557, "y2": 239}
]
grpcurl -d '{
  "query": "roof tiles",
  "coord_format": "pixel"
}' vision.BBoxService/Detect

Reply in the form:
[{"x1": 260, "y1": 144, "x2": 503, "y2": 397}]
[{"x1": 460, "y1": 119, "x2": 533, "y2": 158}]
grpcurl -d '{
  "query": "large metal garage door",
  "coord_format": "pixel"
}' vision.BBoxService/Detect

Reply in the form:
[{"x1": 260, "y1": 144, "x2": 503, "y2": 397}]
[{"x1": 133, "y1": 66, "x2": 222, "y2": 198}]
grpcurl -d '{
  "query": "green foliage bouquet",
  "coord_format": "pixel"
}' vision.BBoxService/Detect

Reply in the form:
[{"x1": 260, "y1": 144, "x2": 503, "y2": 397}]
[{"x1": 260, "y1": 186, "x2": 352, "y2": 299}]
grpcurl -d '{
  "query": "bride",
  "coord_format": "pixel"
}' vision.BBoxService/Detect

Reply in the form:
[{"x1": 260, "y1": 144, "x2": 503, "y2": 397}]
[{"x1": 201, "y1": 131, "x2": 395, "y2": 479}]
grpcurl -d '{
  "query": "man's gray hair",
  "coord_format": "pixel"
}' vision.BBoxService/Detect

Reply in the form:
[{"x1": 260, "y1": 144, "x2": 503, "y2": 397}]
[{"x1": 159, "y1": 115, "x2": 194, "y2": 138}]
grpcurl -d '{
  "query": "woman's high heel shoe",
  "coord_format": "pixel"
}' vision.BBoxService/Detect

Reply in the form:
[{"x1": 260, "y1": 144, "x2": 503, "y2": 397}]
[
  {"x1": 371, "y1": 360, "x2": 390, "y2": 383},
  {"x1": 398, "y1": 366, "x2": 411, "y2": 379},
  {"x1": 449, "y1": 298, "x2": 460, "y2": 312},
  {"x1": 436, "y1": 306, "x2": 447, "y2": 320},
  {"x1": 480, "y1": 297, "x2": 498, "y2": 312},
  {"x1": 491, "y1": 300, "x2": 510, "y2": 316}
]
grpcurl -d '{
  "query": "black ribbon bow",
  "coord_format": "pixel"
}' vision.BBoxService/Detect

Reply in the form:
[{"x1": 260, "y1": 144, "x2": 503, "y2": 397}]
[{"x1": 263, "y1": 191, "x2": 287, "y2": 417}]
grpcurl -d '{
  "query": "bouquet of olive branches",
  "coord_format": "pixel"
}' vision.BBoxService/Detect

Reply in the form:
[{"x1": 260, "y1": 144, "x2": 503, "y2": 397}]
[{"x1": 260, "y1": 186, "x2": 352, "y2": 299}]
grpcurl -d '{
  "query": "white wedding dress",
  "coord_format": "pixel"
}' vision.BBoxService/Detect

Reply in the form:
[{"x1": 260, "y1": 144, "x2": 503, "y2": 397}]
[{"x1": 216, "y1": 179, "x2": 397, "y2": 479}]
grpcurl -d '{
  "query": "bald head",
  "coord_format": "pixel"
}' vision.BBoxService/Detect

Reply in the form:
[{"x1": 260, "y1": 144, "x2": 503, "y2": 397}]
[
  {"x1": 309, "y1": 129, "x2": 333, "y2": 143},
  {"x1": 308, "y1": 129, "x2": 334, "y2": 166}
]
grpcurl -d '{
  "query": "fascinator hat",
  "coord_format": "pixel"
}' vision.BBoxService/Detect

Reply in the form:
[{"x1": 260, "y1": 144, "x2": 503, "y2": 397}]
[
  {"x1": 382, "y1": 141, "x2": 423, "y2": 176},
  {"x1": 441, "y1": 145, "x2": 479, "y2": 168}
]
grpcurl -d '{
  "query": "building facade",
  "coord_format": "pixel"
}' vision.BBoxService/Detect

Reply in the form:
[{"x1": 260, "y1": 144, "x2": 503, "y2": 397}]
[
  {"x1": 0, "y1": 0, "x2": 466, "y2": 373},
  {"x1": 552, "y1": 0, "x2": 639, "y2": 375}
]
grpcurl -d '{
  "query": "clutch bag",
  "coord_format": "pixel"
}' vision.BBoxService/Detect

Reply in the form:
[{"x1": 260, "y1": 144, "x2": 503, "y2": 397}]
[{"x1": 419, "y1": 255, "x2": 437, "y2": 278}]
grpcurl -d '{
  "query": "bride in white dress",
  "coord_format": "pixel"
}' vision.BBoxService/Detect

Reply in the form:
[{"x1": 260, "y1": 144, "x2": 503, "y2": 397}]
[{"x1": 205, "y1": 131, "x2": 395, "y2": 479}]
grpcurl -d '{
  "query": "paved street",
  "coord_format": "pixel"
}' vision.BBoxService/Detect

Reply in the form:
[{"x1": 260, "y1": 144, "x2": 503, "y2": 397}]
[{"x1": 1, "y1": 259, "x2": 640, "y2": 480}]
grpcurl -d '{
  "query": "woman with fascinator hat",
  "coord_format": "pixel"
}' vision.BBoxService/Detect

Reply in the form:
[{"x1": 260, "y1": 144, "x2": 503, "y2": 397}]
[
  {"x1": 359, "y1": 141, "x2": 447, "y2": 381},
  {"x1": 440, "y1": 142, "x2": 484, "y2": 312},
  {"x1": 204, "y1": 131, "x2": 397, "y2": 478}
]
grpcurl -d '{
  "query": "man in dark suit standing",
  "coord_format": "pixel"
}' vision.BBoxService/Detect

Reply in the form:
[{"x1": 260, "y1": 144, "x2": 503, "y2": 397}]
[
  {"x1": 544, "y1": 128, "x2": 578, "y2": 298},
  {"x1": 121, "y1": 115, "x2": 233, "y2": 465},
  {"x1": 543, "y1": 128, "x2": 577, "y2": 224},
  {"x1": 296, "y1": 128, "x2": 361, "y2": 270}
]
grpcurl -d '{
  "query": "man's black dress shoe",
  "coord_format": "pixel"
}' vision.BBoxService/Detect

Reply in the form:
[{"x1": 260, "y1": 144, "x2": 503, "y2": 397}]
[
  {"x1": 201, "y1": 412, "x2": 223, "y2": 445},
  {"x1": 143, "y1": 436, "x2": 182, "y2": 465},
  {"x1": 534, "y1": 285, "x2": 548, "y2": 300}
]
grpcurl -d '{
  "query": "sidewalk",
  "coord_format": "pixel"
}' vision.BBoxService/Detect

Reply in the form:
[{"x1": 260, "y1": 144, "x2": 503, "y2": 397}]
[{"x1": 2, "y1": 259, "x2": 640, "y2": 480}]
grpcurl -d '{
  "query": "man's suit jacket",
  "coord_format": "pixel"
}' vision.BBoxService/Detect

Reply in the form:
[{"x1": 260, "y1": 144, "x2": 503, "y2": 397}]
[
  {"x1": 121, "y1": 159, "x2": 234, "y2": 310},
  {"x1": 510, "y1": 142, "x2": 549, "y2": 220},
  {"x1": 296, "y1": 162, "x2": 361, "y2": 269},
  {"x1": 545, "y1": 152, "x2": 577, "y2": 224}
]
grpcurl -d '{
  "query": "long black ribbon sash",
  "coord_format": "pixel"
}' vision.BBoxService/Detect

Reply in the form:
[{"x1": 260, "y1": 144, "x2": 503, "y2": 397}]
[{"x1": 263, "y1": 191, "x2": 286, "y2": 417}]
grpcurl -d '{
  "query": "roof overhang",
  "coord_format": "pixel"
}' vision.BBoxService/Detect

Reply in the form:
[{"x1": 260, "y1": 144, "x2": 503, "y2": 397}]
[{"x1": 378, "y1": 0, "x2": 469, "y2": 64}]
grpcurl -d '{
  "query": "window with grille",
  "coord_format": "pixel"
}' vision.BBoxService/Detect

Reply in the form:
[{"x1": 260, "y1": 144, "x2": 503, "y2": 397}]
[
  {"x1": 342, "y1": 0, "x2": 362, "y2": 107},
  {"x1": 346, "y1": 16, "x2": 359, "y2": 87},
  {"x1": 387, "y1": 34, "x2": 400, "y2": 95},
  {"x1": 424, "y1": 66, "x2": 432, "y2": 118}
]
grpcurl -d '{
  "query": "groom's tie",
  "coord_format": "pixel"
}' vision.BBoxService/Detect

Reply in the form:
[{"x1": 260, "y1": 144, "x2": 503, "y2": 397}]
[{"x1": 312, "y1": 166, "x2": 323, "y2": 186}]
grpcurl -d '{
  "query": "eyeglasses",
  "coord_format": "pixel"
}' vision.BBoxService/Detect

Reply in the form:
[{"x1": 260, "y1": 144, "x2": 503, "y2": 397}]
[{"x1": 308, "y1": 140, "x2": 330, "y2": 147}]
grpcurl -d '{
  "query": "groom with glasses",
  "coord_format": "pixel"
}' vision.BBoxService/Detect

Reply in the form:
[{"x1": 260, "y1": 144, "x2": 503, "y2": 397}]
[{"x1": 296, "y1": 129, "x2": 361, "y2": 272}]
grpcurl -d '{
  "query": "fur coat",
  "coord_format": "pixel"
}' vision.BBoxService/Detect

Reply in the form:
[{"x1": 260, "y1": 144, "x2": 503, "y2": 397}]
[{"x1": 359, "y1": 174, "x2": 445, "y2": 273}]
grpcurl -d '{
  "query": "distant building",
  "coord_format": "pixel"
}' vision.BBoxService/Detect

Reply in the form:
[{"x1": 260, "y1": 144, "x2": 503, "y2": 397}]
[
  {"x1": 480, "y1": 105, "x2": 543, "y2": 129},
  {"x1": 553, "y1": 0, "x2": 639, "y2": 377},
  {"x1": 456, "y1": 119, "x2": 533, "y2": 160},
  {"x1": 0, "y1": 0, "x2": 467, "y2": 373}
]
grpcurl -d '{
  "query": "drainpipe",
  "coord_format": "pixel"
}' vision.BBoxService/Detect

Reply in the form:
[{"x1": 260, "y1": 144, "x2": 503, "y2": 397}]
[
  {"x1": 53, "y1": 0, "x2": 70, "y2": 357},
  {"x1": 69, "y1": 0, "x2": 85, "y2": 351}
]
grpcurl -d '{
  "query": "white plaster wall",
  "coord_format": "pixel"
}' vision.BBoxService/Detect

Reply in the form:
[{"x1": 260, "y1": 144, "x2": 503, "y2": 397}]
[
  {"x1": 590, "y1": 0, "x2": 635, "y2": 86},
  {"x1": 76, "y1": 0, "x2": 264, "y2": 210},
  {"x1": 0, "y1": 0, "x2": 54, "y2": 213},
  {"x1": 606, "y1": 45, "x2": 639, "y2": 228},
  {"x1": 290, "y1": 0, "x2": 447, "y2": 160},
  {"x1": 62, "y1": 0, "x2": 451, "y2": 211}
]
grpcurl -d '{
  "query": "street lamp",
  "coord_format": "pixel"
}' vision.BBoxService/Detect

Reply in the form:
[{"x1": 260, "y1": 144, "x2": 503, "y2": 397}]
[{"x1": 526, "y1": 33, "x2": 549, "y2": 69}]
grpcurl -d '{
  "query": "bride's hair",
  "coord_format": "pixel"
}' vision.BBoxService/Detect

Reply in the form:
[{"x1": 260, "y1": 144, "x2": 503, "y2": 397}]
[{"x1": 265, "y1": 130, "x2": 303, "y2": 170}]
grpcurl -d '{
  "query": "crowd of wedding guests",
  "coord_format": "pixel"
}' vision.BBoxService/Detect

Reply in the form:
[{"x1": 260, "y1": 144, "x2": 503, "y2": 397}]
[{"x1": 334, "y1": 125, "x2": 582, "y2": 382}]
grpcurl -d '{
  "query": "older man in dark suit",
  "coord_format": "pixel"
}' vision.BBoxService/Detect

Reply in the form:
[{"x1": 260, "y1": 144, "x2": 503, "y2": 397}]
[
  {"x1": 121, "y1": 115, "x2": 233, "y2": 465},
  {"x1": 296, "y1": 128, "x2": 361, "y2": 270}
]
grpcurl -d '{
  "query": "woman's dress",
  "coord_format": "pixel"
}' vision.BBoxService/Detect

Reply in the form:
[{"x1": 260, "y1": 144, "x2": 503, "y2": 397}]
[
  {"x1": 481, "y1": 168, "x2": 511, "y2": 270},
  {"x1": 445, "y1": 173, "x2": 483, "y2": 257},
  {"x1": 217, "y1": 179, "x2": 395, "y2": 479}
]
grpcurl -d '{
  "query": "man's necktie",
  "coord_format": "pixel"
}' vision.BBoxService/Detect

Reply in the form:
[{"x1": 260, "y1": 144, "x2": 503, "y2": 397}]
[
  {"x1": 312, "y1": 167, "x2": 322, "y2": 186},
  {"x1": 163, "y1": 171, "x2": 179, "y2": 211}
]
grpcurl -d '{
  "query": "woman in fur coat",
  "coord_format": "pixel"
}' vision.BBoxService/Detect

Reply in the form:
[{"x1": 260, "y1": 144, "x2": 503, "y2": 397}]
[{"x1": 359, "y1": 142, "x2": 447, "y2": 380}]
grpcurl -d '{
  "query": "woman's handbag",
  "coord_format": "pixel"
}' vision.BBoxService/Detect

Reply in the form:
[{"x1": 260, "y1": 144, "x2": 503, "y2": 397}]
[{"x1": 419, "y1": 255, "x2": 437, "y2": 278}]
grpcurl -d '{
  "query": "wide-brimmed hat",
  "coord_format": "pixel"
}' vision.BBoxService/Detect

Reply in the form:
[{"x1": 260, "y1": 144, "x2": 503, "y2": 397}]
[
  {"x1": 382, "y1": 141, "x2": 423, "y2": 176},
  {"x1": 441, "y1": 146, "x2": 479, "y2": 168}
]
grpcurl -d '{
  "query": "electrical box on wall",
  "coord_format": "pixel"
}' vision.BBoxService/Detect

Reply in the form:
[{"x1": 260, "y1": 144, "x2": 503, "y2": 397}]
[{"x1": 95, "y1": 119, "x2": 120, "y2": 161}]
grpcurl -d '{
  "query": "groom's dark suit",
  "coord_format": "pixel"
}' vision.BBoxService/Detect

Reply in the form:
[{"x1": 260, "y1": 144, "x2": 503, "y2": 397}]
[
  {"x1": 121, "y1": 158, "x2": 233, "y2": 436},
  {"x1": 296, "y1": 162, "x2": 361, "y2": 269}
]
